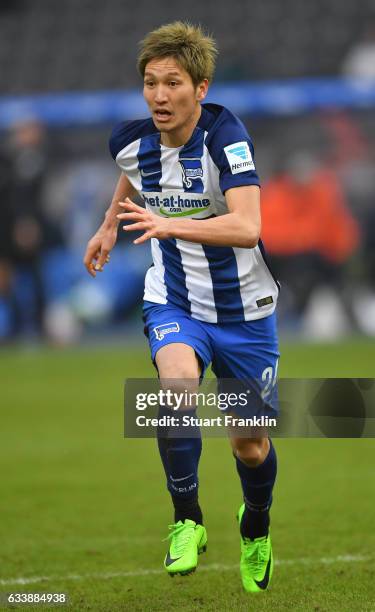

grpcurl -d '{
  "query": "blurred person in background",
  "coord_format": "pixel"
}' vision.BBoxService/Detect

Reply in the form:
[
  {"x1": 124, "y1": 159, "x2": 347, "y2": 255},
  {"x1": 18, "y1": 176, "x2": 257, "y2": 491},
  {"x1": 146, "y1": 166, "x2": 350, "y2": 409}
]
[
  {"x1": 2, "y1": 120, "x2": 52, "y2": 339},
  {"x1": 342, "y1": 24, "x2": 375, "y2": 80},
  {"x1": 0, "y1": 150, "x2": 14, "y2": 340},
  {"x1": 322, "y1": 111, "x2": 375, "y2": 336},
  {"x1": 261, "y1": 152, "x2": 360, "y2": 336}
]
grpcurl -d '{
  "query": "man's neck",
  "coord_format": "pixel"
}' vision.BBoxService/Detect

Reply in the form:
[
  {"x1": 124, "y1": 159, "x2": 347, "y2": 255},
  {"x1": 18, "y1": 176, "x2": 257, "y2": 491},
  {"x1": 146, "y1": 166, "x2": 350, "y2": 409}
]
[{"x1": 160, "y1": 104, "x2": 202, "y2": 148}]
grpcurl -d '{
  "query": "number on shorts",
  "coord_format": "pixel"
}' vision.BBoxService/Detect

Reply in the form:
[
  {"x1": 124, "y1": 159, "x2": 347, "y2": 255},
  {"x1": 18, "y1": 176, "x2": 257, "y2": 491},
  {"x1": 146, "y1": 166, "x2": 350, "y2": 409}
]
[{"x1": 261, "y1": 359, "x2": 279, "y2": 400}]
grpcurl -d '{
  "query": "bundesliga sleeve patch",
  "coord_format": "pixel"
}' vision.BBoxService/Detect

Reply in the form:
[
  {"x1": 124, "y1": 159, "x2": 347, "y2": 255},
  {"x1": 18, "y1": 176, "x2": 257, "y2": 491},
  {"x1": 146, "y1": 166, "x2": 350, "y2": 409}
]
[{"x1": 223, "y1": 141, "x2": 255, "y2": 174}]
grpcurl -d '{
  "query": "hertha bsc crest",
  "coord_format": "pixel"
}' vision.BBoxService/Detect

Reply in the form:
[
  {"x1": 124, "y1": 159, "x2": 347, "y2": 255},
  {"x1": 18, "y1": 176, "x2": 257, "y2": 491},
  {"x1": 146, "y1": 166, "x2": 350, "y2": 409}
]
[{"x1": 179, "y1": 158, "x2": 204, "y2": 189}]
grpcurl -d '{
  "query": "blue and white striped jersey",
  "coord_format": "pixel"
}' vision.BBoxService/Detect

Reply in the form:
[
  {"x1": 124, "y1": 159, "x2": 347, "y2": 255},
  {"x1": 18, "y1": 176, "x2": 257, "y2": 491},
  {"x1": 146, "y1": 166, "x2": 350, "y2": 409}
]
[{"x1": 109, "y1": 103, "x2": 279, "y2": 323}]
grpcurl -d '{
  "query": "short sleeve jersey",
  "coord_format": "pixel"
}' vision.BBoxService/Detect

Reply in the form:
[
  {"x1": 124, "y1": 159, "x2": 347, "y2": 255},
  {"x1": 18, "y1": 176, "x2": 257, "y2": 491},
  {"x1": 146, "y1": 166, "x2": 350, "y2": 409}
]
[{"x1": 109, "y1": 103, "x2": 279, "y2": 323}]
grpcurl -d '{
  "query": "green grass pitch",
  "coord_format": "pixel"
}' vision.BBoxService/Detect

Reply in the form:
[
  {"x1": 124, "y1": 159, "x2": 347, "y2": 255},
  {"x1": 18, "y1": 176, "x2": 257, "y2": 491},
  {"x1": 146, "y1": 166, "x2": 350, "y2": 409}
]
[{"x1": 1, "y1": 339, "x2": 375, "y2": 611}]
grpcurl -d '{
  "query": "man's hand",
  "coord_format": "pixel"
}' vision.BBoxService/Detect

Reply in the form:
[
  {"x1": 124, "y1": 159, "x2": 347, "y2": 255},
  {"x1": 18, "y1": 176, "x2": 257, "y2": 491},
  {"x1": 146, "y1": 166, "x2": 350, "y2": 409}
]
[
  {"x1": 83, "y1": 223, "x2": 117, "y2": 277},
  {"x1": 116, "y1": 198, "x2": 171, "y2": 244}
]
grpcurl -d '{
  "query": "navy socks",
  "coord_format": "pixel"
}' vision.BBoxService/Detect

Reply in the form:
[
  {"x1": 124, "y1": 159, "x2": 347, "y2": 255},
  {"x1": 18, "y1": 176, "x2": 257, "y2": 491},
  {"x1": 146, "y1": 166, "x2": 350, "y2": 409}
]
[
  {"x1": 157, "y1": 409, "x2": 203, "y2": 524},
  {"x1": 235, "y1": 439, "x2": 277, "y2": 540},
  {"x1": 171, "y1": 492, "x2": 203, "y2": 525},
  {"x1": 157, "y1": 406, "x2": 277, "y2": 534}
]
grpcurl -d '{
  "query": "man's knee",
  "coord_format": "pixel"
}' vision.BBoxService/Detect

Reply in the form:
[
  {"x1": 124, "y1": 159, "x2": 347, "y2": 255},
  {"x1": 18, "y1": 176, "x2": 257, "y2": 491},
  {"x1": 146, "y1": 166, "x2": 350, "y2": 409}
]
[
  {"x1": 233, "y1": 438, "x2": 269, "y2": 467},
  {"x1": 156, "y1": 343, "x2": 201, "y2": 381}
]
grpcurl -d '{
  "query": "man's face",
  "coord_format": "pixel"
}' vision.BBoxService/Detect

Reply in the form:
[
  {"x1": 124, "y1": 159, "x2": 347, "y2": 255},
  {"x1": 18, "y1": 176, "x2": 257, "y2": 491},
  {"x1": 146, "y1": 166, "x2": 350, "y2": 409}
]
[{"x1": 143, "y1": 56, "x2": 207, "y2": 138}]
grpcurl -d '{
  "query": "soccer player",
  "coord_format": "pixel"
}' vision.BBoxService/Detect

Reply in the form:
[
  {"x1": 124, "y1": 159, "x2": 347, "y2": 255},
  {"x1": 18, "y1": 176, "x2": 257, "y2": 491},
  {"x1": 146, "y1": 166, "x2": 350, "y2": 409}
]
[{"x1": 84, "y1": 22, "x2": 279, "y2": 593}]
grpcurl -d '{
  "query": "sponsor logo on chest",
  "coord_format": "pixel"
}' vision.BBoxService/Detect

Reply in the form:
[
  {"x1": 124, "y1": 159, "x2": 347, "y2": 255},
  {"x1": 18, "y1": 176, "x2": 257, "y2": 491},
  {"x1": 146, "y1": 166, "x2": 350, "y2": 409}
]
[{"x1": 143, "y1": 192, "x2": 212, "y2": 218}]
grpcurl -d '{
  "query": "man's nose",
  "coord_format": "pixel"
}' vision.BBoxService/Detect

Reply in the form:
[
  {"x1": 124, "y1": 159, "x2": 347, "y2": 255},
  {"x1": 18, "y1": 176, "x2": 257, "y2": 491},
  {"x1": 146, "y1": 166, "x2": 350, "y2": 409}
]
[{"x1": 154, "y1": 85, "x2": 168, "y2": 103}]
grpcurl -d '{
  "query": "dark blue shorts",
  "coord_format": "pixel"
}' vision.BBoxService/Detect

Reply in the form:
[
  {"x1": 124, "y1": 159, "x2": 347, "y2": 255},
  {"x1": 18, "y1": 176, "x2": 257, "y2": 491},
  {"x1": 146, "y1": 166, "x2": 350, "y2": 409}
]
[{"x1": 143, "y1": 301, "x2": 280, "y2": 415}]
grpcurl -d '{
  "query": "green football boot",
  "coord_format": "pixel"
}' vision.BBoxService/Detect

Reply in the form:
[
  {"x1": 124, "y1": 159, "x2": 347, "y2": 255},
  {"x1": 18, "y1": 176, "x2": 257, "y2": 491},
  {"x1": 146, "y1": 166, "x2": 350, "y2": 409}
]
[
  {"x1": 164, "y1": 519, "x2": 207, "y2": 576},
  {"x1": 237, "y1": 503, "x2": 273, "y2": 593}
]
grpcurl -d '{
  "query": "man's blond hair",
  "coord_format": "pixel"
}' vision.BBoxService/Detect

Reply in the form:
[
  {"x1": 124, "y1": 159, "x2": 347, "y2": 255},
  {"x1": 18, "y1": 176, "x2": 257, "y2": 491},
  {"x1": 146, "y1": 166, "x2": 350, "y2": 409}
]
[{"x1": 137, "y1": 21, "x2": 218, "y2": 86}]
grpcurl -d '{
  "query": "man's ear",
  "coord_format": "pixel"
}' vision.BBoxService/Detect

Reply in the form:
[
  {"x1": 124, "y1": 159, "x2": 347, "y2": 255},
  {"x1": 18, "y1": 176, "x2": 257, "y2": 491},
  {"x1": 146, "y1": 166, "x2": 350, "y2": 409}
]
[{"x1": 196, "y1": 79, "x2": 209, "y2": 102}]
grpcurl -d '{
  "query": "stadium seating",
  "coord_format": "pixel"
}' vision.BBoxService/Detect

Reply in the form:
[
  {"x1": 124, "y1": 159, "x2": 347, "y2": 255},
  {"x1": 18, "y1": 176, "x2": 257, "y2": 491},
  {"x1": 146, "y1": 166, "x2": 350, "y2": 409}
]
[{"x1": 0, "y1": 0, "x2": 374, "y2": 94}]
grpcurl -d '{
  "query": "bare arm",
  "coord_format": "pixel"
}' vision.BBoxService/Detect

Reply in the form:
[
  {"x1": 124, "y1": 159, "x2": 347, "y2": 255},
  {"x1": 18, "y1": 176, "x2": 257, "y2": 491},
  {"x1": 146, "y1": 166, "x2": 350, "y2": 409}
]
[
  {"x1": 83, "y1": 172, "x2": 137, "y2": 276},
  {"x1": 117, "y1": 185, "x2": 261, "y2": 248},
  {"x1": 169, "y1": 185, "x2": 261, "y2": 248},
  {"x1": 102, "y1": 172, "x2": 137, "y2": 227}
]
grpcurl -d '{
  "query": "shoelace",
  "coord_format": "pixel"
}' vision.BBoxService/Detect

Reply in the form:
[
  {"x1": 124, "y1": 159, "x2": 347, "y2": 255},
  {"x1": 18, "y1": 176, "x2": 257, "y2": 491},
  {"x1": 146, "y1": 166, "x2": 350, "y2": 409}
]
[
  {"x1": 164, "y1": 522, "x2": 195, "y2": 556},
  {"x1": 243, "y1": 537, "x2": 269, "y2": 574}
]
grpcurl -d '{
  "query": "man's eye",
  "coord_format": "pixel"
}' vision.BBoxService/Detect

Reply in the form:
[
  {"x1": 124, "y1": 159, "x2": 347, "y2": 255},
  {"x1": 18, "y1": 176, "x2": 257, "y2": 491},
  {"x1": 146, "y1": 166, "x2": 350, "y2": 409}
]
[
  {"x1": 145, "y1": 81, "x2": 154, "y2": 87},
  {"x1": 169, "y1": 81, "x2": 178, "y2": 87}
]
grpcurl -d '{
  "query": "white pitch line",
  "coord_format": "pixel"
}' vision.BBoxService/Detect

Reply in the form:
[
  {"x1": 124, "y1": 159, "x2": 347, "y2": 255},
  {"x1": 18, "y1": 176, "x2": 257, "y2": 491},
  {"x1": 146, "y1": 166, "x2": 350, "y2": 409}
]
[{"x1": 0, "y1": 554, "x2": 371, "y2": 586}]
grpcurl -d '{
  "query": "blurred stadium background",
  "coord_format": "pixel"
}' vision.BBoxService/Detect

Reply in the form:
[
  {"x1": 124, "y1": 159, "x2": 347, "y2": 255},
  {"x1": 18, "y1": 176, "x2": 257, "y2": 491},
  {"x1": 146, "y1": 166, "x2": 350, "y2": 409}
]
[
  {"x1": 1, "y1": 0, "x2": 375, "y2": 343},
  {"x1": 1, "y1": 3, "x2": 375, "y2": 610}
]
